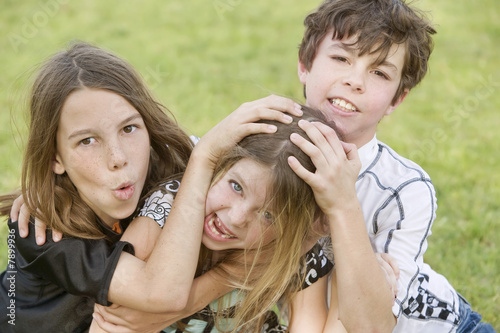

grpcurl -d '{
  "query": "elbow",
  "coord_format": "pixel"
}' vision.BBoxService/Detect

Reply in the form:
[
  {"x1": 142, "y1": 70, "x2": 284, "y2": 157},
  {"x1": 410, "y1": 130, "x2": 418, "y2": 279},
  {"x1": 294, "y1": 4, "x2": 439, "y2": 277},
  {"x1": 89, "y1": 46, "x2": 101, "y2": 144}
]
[
  {"x1": 143, "y1": 288, "x2": 189, "y2": 313},
  {"x1": 339, "y1": 311, "x2": 396, "y2": 333}
]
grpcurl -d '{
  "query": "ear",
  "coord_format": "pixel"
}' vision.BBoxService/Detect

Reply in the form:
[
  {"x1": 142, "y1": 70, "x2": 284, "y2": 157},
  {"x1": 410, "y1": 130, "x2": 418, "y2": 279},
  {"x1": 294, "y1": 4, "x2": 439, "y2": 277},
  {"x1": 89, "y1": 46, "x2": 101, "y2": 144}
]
[
  {"x1": 52, "y1": 153, "x2": 66, "y2": 175},
  {"x1": 297, "y1": 60, "x2": 309, "y2": 85},
  {"x1": 385, "y1": 88, "x2": 409, "y2": 116}
]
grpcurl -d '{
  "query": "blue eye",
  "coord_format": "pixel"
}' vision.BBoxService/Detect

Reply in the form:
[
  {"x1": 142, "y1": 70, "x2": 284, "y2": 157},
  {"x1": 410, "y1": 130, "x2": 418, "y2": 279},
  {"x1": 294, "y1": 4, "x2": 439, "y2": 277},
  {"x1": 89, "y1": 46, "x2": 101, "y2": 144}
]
[
  {"x1": 263, "y1": 211, "x2": 273, "y2": 222},
  {"x1": 231, "y1": 181, "x2": 242, "y2": 193}
]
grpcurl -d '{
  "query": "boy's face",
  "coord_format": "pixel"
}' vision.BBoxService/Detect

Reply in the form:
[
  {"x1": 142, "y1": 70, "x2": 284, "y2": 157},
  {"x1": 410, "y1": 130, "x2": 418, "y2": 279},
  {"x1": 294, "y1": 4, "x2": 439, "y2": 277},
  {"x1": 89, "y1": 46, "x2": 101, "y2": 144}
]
[{"x1": 298, "y1": 32, "x2": 408, "y2": 147}]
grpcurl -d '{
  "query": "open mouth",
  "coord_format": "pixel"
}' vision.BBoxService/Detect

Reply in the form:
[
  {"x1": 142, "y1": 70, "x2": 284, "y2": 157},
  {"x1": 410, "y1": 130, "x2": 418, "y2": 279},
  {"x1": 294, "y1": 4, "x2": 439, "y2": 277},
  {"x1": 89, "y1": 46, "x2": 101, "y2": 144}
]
[
  {"x1": 330, "y1": 98, "x2": 358, "y2": 112},
  {"x1": 113, "y1": 183, "x2": 135, "y2": 200},
  {"x1": 206, "y1": 214, "x2": 237, "y2": 239}
]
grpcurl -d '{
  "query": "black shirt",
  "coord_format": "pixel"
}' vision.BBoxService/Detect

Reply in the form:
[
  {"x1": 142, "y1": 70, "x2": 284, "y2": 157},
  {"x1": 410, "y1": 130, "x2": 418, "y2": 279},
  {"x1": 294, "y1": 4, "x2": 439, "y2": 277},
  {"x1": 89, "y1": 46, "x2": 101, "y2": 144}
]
[{"x1": 0, "y1": 219, "x2": 134, "y2": 333}]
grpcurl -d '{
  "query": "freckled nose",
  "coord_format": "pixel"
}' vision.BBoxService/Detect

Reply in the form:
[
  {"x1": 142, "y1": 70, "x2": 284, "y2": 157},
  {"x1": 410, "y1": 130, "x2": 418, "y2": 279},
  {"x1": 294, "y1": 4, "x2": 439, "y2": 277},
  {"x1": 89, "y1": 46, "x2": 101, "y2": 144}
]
[{"x1": 108, "y1": 143, "x2": 127, "y2": 169}]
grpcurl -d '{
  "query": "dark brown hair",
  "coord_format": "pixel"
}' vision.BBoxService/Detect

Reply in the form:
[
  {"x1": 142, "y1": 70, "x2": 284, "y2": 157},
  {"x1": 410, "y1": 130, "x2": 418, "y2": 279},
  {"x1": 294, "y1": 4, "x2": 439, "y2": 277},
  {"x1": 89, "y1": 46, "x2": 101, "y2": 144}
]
[{"x1": 299, "y1": 0, "x2": 436, "y2": 103}]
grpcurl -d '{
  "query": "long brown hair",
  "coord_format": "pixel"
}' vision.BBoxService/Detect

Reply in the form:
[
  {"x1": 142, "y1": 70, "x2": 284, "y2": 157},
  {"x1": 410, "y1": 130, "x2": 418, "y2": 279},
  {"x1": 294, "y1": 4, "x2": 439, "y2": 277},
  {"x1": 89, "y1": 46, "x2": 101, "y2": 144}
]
[
  {"x1": 0, "y1": 42, "x2": 192, "y2": 239},
  {"x1": 204, "y1": 106, "x2": 335, "y2": 332}
]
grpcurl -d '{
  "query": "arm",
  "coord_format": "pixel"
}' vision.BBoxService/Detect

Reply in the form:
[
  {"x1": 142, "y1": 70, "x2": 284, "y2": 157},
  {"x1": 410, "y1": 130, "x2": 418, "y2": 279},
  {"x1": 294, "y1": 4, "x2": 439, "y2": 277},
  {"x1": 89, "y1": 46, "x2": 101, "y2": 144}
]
[
  {"x1": 288, "y1": 275, "x2": 329, "y2": 333},
  {"x1": 93, "y1": 269, "x2": 233, "y2": 332},
  {"x1": 12, "y1": 95, "x2": 302, "y2": 314},
  {"x1": 106, "y1": 95, "x2": 302, "y2": 313},
  {"x1": 370, "y1": 179, "x2": 436, "y2": 316},
  {"x1": 92, "y1": 217, "x2": 233, "y2": 332},
  {"x1": 288, "y1": 251, "x2": 398, "y2": 333},
  {"x1": 288, "y1": 120, "x2": 396, "y2": 332}
]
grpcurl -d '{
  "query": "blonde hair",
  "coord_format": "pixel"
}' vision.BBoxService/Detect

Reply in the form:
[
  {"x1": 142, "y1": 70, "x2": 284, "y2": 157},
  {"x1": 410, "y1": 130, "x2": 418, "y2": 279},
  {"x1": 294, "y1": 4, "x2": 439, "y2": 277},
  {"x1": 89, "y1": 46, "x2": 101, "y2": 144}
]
[
  {"x1": 0, "y1": 42, "x2": 192, "y2": 239},
  {"x1": 204, "y1": 106, "x2": 335, "y2": 332}
]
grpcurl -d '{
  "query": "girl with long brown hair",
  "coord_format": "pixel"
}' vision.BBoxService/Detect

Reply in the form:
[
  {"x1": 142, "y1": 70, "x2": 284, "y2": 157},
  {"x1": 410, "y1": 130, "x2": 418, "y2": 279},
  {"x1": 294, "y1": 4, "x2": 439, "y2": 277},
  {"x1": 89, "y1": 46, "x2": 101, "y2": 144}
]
[{"x1": 0, "y1": 42, "x2": 300, "y2": 332}]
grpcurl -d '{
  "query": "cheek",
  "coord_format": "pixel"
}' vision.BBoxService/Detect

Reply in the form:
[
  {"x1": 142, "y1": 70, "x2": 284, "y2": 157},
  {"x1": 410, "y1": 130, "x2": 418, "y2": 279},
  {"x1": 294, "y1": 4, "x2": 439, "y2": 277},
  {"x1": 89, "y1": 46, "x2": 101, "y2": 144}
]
[
  {"x1": 261, "y1": 227, "x2": 277, "y2": 245},
  {"x1": 207, "y1": 181, "x2": 232, "y2": 206},
  {"x1": 128, "y1": 136, "x2": 151, "y2": 170},
  {"x1": 247, "y1": 225, "x2": 275, "y2": 248},
  {"x1": 65, "y1": 160, "x2": 98, "y2": 185},
  {"x1": 205, "y1": 186, "x2": 223, "y2": 214}
]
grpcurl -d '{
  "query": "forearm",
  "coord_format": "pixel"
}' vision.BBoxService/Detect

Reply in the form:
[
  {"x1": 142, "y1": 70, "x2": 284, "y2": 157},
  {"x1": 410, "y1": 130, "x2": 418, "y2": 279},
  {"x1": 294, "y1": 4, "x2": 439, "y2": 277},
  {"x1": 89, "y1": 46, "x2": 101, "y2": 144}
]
[
  {"x1": 288, "y1": 276, "x2": 328, "y2": 333},
  {"x1": 144, "y1": 149, "x2": 214, "y2": 300},
  {"x1": 328, "y1": 201, "x2": 395, "y2": 332},
  {"x1": 109, "y1": 148, "x2": 215, "y2": 312},
  {"x1": 182, "y1": 269, "x2": 234, "y2": 316}
]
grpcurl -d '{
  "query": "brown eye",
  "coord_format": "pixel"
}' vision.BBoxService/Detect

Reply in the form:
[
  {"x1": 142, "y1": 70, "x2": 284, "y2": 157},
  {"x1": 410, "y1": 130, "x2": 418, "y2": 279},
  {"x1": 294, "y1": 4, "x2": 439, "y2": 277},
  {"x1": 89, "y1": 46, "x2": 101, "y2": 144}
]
[
  {"x1": 80, "y1": 138, "x2": 94, "y2": 146},
  {"x1": 123, "y1": 125, "x2": 136, "y2": 134}
]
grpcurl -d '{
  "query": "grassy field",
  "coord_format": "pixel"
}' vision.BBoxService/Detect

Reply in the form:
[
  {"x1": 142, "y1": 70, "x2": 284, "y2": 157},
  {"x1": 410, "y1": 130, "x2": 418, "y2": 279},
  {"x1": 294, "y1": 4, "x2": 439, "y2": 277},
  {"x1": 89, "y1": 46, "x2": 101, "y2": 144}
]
[{"x1": 0, "y1": 0, "x2": 498, "y2": 329}]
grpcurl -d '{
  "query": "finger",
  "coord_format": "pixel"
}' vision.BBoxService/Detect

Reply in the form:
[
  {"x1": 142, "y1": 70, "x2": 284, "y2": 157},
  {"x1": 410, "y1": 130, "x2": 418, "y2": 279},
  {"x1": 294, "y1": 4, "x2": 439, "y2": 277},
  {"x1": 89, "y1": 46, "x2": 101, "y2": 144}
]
[
  {"x1": 239, "y1": 105, "x2": 294, "y2": 125},
  {"x1": 259, "y1": 95, "x2": 303, "y2": 117},
  {"x1": 287, "y1": 155, "x2": 316, "y2": 187},
  {"x1": 93, "y1": 308, "x2": 128, "y2": 330},
  {"x1": 380, "y1": 253, "x2": 400, "y2": 279},
  {"x1": 340, "y1": 141, "x2": 360, "y2": 162},
  {"x1": 10, "y1": 195, "x2": 24, "y2": 222},
  {"x1": 92, "y1": 312, "x2": 125, "y2": 333},
  {"x1": 310, "y1": 121, "x2": 345, "y2": 155},
  {"x1": 34, "y1": 218, "x2": 47, "y2": 246},
  {"x1": 289, "y1": 130, "x2": 330, "y2": 172},
  {"x1": 375, "y1": 253, "x2": 398, "y2": 296},
  {"x1": 297, "y1": 121, "x2": 343, "y2": 168},
  {"x1": 52, "y1": 229, "x2": 63, "y2": 242},
  {"x1": 302, "y1": 121, "x2": 348, "y2": 164},
  {"x1": 219, "y1": 123, "x2": 278, "y2": 147},
  {"x1": 238, "y1": 96, "x2": 302, "y2": 123},
  {"x1": 18, "y1": 204, "x2": 31, "y2": 238},
  {"x1": 380, "y1": 262, "x2": 397, "y2": 296}
]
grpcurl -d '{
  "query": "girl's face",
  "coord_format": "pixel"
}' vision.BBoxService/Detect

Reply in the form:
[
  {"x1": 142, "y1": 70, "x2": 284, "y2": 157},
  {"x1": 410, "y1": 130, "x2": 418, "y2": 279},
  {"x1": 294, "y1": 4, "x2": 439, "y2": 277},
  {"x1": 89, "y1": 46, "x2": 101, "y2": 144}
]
[
  {"x1": 52, "y1": 88, "x2": 151, "y2": 228},
  {"x1": 203, "y1": 158, "x2": 276, "y2": 251}
]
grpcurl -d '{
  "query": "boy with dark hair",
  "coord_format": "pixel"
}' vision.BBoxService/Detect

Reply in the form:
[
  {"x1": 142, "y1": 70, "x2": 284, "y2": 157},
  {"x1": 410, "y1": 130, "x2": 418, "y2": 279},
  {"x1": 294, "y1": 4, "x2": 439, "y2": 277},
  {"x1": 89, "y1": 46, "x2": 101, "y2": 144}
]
[{"x1": 296, "y1": 0, "x2": 495, "y2": 332}]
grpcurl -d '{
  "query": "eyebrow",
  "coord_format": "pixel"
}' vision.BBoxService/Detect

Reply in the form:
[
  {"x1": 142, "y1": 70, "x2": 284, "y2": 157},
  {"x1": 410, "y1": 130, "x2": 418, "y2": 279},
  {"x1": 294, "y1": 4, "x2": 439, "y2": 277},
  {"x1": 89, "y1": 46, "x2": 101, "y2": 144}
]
[
  {"x1": 328, "y1": 42, "x2": 356, "y2": 55},
  {"x1": 67, "y1": 113, "x2": 143, "y2": 141},
  {"x1": 329, "y1": 42, "x2": 399, "y2": 74}
]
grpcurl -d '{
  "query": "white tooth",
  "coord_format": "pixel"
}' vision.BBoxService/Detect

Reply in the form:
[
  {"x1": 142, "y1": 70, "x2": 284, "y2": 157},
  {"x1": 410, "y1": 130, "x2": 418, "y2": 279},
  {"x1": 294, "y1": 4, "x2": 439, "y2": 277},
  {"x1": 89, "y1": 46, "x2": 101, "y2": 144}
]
[
  {"x1": 335, "y1": 98, "x2": 341, "y2": 105},
  {"x1": 339, "y1": 100, "x2": 346, "y2": 107},
  {"x1": 211, "y1": 226, "x2": 220, "y2": 235},
  {"x1": 209, "y1": 218, "x2": 220, "y2": 235},
  {"x1": 346, "y1": 102, "x2": 352, "y2": 110}
]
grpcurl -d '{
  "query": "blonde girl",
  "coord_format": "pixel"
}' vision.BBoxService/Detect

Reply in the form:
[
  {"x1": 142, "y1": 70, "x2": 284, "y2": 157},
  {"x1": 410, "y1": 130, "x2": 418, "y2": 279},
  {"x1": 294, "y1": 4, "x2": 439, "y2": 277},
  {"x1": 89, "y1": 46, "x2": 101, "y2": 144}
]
[{"x1": 95, "y1": 106, "x2": 338, "y2": 333}]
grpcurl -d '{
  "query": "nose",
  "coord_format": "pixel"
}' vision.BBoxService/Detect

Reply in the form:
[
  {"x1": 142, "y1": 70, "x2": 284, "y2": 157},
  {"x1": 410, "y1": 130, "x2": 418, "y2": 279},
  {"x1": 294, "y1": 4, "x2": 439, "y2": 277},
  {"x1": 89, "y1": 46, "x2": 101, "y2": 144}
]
[
  {"x1": 107, "y1": 140, "x2": 128, "y2": 170},
  {"x1": 342, "y1": 66, "x2": 365, "y2": 93},
  {"x1": 228, "y1": 205, "x2": 251, "y2": 228}
]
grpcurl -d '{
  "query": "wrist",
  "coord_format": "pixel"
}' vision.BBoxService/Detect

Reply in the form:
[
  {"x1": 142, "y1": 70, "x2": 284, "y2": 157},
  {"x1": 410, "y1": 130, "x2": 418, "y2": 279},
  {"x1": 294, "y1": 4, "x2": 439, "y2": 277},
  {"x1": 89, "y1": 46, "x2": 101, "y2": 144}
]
[
  {"x1": 190, "y1": 145, "x2": 218, "y2": 169},
  {"x1": 326, "y1": 195, "x2": 362, "y2": 223}
]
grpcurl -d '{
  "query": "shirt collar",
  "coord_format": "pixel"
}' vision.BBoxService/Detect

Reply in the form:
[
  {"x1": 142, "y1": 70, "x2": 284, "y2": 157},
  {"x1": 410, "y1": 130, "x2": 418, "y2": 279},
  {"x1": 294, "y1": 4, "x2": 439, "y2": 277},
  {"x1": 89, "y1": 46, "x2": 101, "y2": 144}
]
[{"x1": 357, "y1": 135, "x2": 379, "y2": 175}]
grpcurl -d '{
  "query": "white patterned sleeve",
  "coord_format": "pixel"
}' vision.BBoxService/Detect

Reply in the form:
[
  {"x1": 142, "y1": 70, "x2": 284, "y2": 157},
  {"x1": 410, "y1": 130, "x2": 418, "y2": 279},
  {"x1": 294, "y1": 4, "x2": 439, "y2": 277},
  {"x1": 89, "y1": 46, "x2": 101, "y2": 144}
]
[{"x1": 138, "y1": 180, "x2": 180, "y2": 228}]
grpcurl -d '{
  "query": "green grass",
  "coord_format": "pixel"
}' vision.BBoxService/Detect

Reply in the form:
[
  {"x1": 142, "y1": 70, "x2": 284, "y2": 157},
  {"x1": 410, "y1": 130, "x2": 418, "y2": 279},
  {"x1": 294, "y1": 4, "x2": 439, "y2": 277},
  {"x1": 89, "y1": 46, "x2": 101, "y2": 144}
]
[{"x1": 1, "y1": 0, "x2": 498, "y2": 329}]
